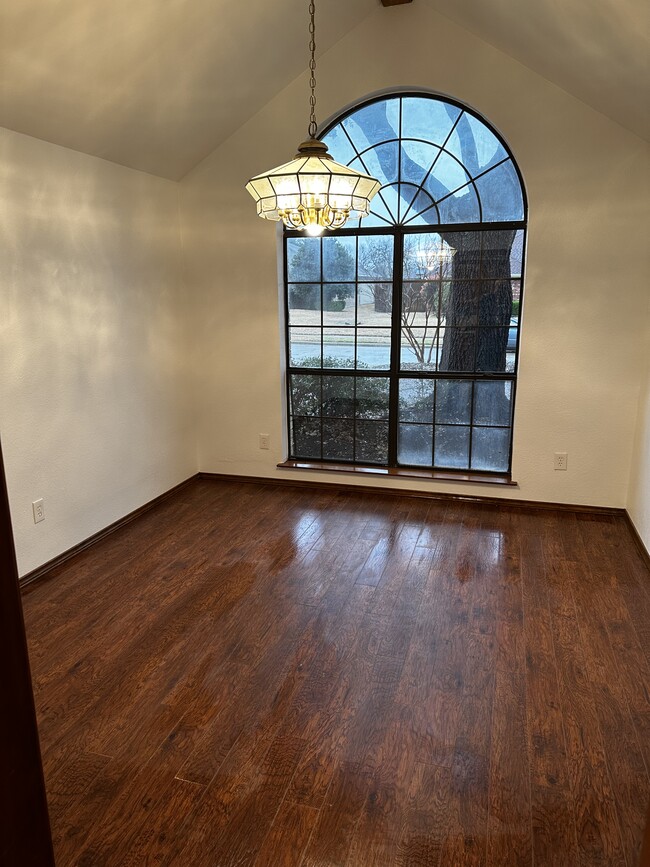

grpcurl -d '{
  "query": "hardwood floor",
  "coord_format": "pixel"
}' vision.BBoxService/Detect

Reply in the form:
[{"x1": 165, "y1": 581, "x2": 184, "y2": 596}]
[{"x1": 21, "y1": 479, "x2": 650, "y2": 866}]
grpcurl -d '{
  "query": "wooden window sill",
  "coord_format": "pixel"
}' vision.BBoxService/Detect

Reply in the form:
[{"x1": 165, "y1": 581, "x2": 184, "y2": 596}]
[{"x1": 277, "y1": 460, "x2": 517, "y2": 487}]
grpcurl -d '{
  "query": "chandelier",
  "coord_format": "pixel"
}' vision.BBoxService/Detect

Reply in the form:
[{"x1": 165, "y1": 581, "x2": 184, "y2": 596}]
[{"x1": 245, "y1": 0, "x2": 381, "y2": 236}]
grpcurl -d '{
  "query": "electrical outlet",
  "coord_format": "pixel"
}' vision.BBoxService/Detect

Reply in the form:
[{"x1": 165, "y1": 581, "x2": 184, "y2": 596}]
[
  {"x1": 554, "y1": 452, "x2": 568, "y2": 471},
  {"x1": 259, "y1": 433, "x2": 270, "y2": 450},
  {"x1": 32, "y1": 498, "x2": 45, "y2": 523}
]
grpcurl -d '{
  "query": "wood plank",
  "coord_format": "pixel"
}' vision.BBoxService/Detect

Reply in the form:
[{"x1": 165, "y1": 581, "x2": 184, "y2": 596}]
[
  {"x1": 254, "y1": 800, "x2": 320, "y2": 867},
  {"x1": 396, "y1": 762, "x2": 451, "y2": 866},
  {"x1": 564, "y1": 515, "x2": 650, "y2": 864},
  {"x1": 486, "y1": 512, "x2": 532, "y2": 866},
  {"x1": 301, "y1": 761, "x2": 372, "y2": 866},
  {"x1": 520, "y1": 528, "x2": 581, "y2": 866},
  {"x1": 17, "y1": 477, "x2": 649, "y2": 866}
]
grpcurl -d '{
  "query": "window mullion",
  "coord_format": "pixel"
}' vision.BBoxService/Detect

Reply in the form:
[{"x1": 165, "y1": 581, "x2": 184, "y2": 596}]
[{"x1": 388, "y1": 229, "x2": 403, "y2": 466}]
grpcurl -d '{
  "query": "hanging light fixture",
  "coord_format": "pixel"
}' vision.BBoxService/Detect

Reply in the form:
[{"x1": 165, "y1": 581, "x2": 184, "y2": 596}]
[{"x1": 245, "y1": 0, "x2": 381, "y2": 236}]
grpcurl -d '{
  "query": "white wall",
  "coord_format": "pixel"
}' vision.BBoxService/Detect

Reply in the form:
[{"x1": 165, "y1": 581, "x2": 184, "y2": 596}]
[
  {"x1": 180, "y1": 3, "x2": 650, "y2": 509},
  {"x1": 628, "y1": 351, "x2": 650, "y2": 552},
  {"x1": 0, "y1": 127, "x2": 197, "y2": 576}
]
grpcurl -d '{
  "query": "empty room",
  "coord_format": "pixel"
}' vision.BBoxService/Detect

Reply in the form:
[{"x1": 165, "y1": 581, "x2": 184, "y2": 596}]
[{"x1": 1, "y1": 0, "x2": 649, "y2": 864}]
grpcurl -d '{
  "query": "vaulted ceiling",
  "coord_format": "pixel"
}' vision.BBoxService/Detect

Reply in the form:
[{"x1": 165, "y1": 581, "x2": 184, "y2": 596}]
[
  {"x1": 426, "y1": 0, "x2": 649, "y2": 146},
  {"x1": 0, "y1": 0, "x2": 647, "y2": 180}
]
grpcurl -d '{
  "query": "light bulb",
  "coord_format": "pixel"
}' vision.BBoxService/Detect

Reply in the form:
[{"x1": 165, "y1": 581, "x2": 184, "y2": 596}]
[{"x1": 305, "y1": 223, "x2": 325, "y2": 236}]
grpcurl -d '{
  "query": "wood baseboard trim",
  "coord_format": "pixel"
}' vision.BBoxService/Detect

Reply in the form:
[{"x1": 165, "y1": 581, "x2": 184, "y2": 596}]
[
  {"x1": 197, "y1": 471, "x2": 625, "y2": 517},
  {"x1": 623, "y1": 511, "x2": 650, "y2": 571},
  {"x1": 20, "y1": 475, "x2": 199, "y2": 591}
]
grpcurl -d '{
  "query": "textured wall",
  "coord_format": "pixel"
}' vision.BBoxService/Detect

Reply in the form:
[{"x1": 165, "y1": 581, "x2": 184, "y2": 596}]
[
  {"x1": 180, "y1": 3, "x2": 650, "y2": 509},
  {"x1": 0, "y1": 128, "x2": 196, "y2": 575}
]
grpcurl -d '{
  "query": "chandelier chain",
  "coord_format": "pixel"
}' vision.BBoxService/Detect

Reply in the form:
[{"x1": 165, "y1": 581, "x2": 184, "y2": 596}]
[
  {"x1": 245, "y1": 0, "x2": 381, "y2": 232},
  {"x1": 308, "y1": 0, "x2": 317, "y2": 138}
]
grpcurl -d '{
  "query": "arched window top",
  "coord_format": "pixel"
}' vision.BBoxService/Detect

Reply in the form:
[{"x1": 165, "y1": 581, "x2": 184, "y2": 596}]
[{"x1": 321, "y1": 93, "x2": 525, "y2": 228}]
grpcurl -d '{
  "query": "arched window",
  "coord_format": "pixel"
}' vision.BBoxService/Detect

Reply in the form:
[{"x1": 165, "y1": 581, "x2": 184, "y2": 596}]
[{"x1": 284, "y1": 93, "x2": 526, "y2": 477}]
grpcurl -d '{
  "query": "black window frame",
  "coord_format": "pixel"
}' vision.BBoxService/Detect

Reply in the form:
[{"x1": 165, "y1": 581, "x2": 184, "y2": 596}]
[{"x1": 283, "y1": 92, "x2": 527, "y2": 478}]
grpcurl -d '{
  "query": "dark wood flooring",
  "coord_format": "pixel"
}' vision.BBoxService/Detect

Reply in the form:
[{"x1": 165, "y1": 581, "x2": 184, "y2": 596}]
[{"x1": 21, "y1": 478, "x2": 650, "y2": 866}]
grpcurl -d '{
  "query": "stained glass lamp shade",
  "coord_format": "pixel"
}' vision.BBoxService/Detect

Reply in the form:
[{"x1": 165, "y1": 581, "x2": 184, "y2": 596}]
[
  {"x1": 246, "y1": 138, "x2": 381, "y2": 235},
  {"x1": 245, "y1": 0, "x2": 380, "y2": 235}
]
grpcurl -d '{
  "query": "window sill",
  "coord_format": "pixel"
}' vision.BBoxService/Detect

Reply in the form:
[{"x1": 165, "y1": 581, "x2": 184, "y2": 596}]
[{"x1": 277, "y1": 460, "x2": 517, "y2": 487}]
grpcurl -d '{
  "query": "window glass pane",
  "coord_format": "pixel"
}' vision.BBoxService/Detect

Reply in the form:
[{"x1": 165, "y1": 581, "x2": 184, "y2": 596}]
[
  {"x1": 361, "y1": 142, "x2": 400, "y2": 187},
  {"x1": 323, "y1": 236, "x2": 356, "y2": 281},
  {"x1": 399, "y1": 379, "x2": 434, "y2": 423},
  {"x1": 511, "y1": 231, "x2": 524, "y2": 277},
  {"x1": 287, "y1": 236, "x2": 320, "y2": 282},
  {"x1": 356, "y1": 421, "x2": 389, "y2": 464},
  {"x1": 288, "y1": 284, "x2": 320, "y2": 325},
  {"x1": 323, "y1": 328, "x2": 354, "y2": 369},
  {"x1": 400, "y1": 140, "x2": 440, "y2": 188},
  {"x1": 434, "y1": 425, "x2": 470, "y2": 468},
  {"x1": 400, "y1": 327, "x2": 439, "y2": 371},
  {"x1": 290, "y1": 374, "x2": 321, "y2": 417},
  {"x1": 456, "y1": 113, "x2": 508, "y2": 174},
  {"x1": 477, "y1": 281, "x2": 512, "y2": 326},
  {"x1": 511, "y1": 280, "x2": 521, "y2": 321},
  {"x1": 436, "y1": 184, "x2": 481, "y2": 224},
  {"x1": 292, "y1": 417, "x2": 321, "y2": 458},
  {"x1": 405, "y1": 202, "x2": 439, "y2": 226},
  {"x1": 365, "y1": 194, "x2": 394, "y2": 226},
  {"x1": 473, "y1": 381, "x2": 512, "y2": 427},
  {"x1": 290, "y1": 327, "x2": 321, "y2": 367},
  {"x1": 398, "y1": 184, "x2": 435, "y2": 224},
  {"x1": 403, "y1": 280, "x2": 442, "y2": 320},
  {"x1": 435, "y1": 380, "x2": 472, "y2": 424},
  {"x1": 480, "y1": 230, "x2": 519, "y2": 276},
  {"x1": 471, "y1": 427, "x2": 510, "y2": 472},
  {"x1": 322, "y1": 419, "x2": 354, "y2": 461},
  {"x1": 322, "y1": 376, "x2": 354, "y2": 418},
  {"x1": 376, "y1": 183, "x2": 400, "y2": 225},
  {"x1": 437, "y1": 328, "x2": 476, "y2": 372},
  {"x1": 401, "y1": 98, "x2": 461, "y2": 146},
  {"x1": 445, "y1": 280, "x2": 479, "y2": 325},
  {"x1": 476, "y1": 327, "x2": 510, "y2": 372},
  {"x1": 356, "y1": 377, "x2": 390, "y2": 419},
  {"x1": 357, "y1": 332, "x2": 391, "y2": 369},
  {"x1": 357, "y1": 283, "x2": 391, "y2": 327},
  {"x1": 474, "y1": 160, "x2": 524, "y2": 222},
  {"x1": 323, "y1": 284, "x2": 355, "y2": 323},
  {"x1": 438, "y1": 231, "x2": 479, "y2": 265},
  {"x1": 342, "y1": 98, "x2": 400, "y2": 150},
  {"x1": 358, "y1": 236, "x2": 393, "y2": 281},
  {"x1": 322, "y1": 124, "x2": 358, "y2": 165},
  {"x1": 506, "y1": 326, "x2": 518, "y2": 364},
  {"x1": 398, "y1": 423, "x2": 433, "y2": 466},
  {"x1": 424, "y1": 152, "x2": 470, "y2": 201},
  {"x1": 403, "y1": 233, "x2": 448, "y2": 280}
]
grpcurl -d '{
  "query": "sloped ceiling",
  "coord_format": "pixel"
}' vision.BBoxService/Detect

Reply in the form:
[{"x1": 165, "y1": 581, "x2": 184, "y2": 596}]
[
  {"x1": 0, "y1": 0, "x2": 647, "y2": 181},
  {"x1": 0, "y1": 0, "x2": 377, "y2": 180},
  {"x1": 422, "y1": 0, "x2": 649, "y2": 145}
]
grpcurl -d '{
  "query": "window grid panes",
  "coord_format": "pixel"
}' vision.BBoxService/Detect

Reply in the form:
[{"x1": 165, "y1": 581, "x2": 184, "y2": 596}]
[{"x1": 285, "y1": 93, "x2": 526, "y2": 475}]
